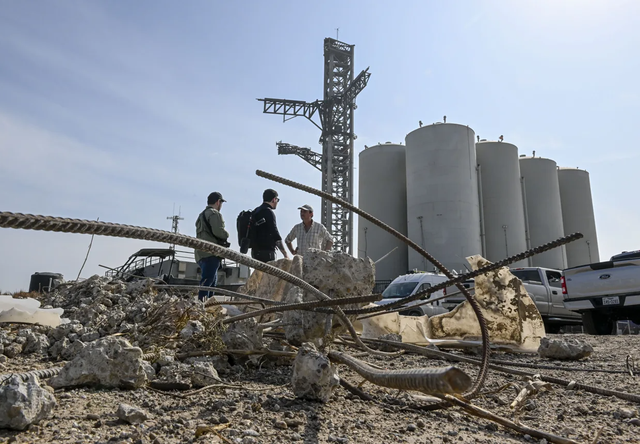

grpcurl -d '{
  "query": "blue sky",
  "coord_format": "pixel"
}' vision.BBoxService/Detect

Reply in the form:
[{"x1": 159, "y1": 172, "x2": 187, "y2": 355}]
[{"x1": 1, "y1": 1, "x2": 638, "y2": 292}]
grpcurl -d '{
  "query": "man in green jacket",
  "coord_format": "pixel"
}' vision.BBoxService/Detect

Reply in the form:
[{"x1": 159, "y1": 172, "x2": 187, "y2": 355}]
[{"x1": 195, "y1": 192, "x2": 230, "y2": 301}]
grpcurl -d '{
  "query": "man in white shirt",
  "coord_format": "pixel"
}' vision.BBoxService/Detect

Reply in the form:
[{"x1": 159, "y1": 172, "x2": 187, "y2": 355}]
[{"x1": 285, "y1": 204, "x2": 333, "y2": 257}]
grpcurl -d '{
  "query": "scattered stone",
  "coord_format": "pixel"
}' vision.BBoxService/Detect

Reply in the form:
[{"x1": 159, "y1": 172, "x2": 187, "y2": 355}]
[
  {"x1": 274, "y1": 420, "x2": 288, "y2": 429},
  {"x1": 179, "y1": 320, "x2": 205, "y2": 340},
  {"x1": 116, "y1": 403, "x2": 149, "y2": 424},
  {"x1": 222, "y1": 318, "x2": 262, "y2": 351},
  {"x1": 0, "y1": 375, "x2": 56, "y2": 430},
  {"x1": 291, "y1": 343, "x2": 339, "y2": 402},
  {"x1": 4, "y1": 343, "x2": 23, "y2": 358},
  {"x1": 538, "y1": 337, "x2": 593, "y2": 360},
  {"x1": 49, "y1": 336, "x2": 148, "y2": 389}
]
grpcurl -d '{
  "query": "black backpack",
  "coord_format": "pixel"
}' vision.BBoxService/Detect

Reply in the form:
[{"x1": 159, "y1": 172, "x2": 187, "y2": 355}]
[{"x1": 236, "y1": 210, "x2": 253, "y2": 254}]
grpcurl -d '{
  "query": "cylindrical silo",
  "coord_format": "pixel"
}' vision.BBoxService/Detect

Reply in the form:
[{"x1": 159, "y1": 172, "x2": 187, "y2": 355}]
[
  {"x1": 519, "y1": 157, "x2": 567, "y2": 269},
  {"x1": 405, "y1": 123, "x2": 481, "y2": 273},
  {"x1": 558, "y1": 167, "x2": 600, "y2": 267},
  {"x1": 358, "y1": 143, "x2": 408, "y2": 280},
  {"x1": 476, "y1": 141, "x2": 528, "y2": 267}
]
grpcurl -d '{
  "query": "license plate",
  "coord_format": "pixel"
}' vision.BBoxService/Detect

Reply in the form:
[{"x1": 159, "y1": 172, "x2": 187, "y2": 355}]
[{"x1": 602, "y1": 296, "x2": 620, "y2": 306}]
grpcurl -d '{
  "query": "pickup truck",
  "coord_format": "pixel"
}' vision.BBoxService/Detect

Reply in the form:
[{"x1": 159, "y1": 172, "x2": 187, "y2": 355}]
[
  {"x1": 562, "y1": 250, "x2": 640, "y2": 335},
  {"x1": 442, "y1": 267, "x2": 582, "y2": 333}
]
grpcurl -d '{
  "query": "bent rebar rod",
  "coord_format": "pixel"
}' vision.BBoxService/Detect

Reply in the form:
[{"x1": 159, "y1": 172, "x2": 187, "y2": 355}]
[
  {"x1": 255, "y1": 169, "x2": 490, "y2": 399},
  {"x1": 220, "y1": 293, "x2": 383, "y2": 324},
  {"x1": 0, "y1": 211, "x2": 388, "y2": 357},
  {"x1": 346, "y1": 232, "x2": 582, "y2": 316},
  {"x1": 0, "y1": 367, "x2": 62, "y2": 385}
]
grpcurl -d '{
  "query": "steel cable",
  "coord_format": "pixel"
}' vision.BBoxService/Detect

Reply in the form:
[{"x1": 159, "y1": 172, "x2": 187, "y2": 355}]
[{"x1": 0, "y1": 211, "x2": 389, "y2": 357}]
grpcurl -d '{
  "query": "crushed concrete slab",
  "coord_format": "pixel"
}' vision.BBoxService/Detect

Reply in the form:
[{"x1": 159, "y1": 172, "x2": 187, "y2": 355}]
[
  {"x1": 49, "y1": 336, "x2": 148, "y2": 389},
  {"x1": 0, "y1": 375, "x2": 56, "y2": 430},
  {"x1": 157, "y1": 361, "x2": 222, "y2": 388},
  {"x1": 180, "y1": 320, "x2": 205, "y2": 340},
  {"x1": 429, "y1": 255, "x2": 545, "y2": 352},
  {"x1": 282, "y1": 287, "x2": 332, "y2": 347},
  {"x1": 116, "y1": 403, "x2": 149, "y2": 424},
  {"x1": 222, "y1": 318, "x2": 262, "y2": 351},
  {"x1": 291, "y1": 343, "x2": 339, "y2": 403},
  {"x1": 538, "y1": 337, "x2": 594, "y2": 360},
  {"x1": 302, "y1": 250, "x2": 375, "y2": 300}
]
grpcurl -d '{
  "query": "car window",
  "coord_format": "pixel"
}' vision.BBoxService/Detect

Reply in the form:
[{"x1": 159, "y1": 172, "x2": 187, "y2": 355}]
[
  {"x1": 545, "y1": 271, "x2": 562, "y2": 288},
  {"x1": 382, "y1": 282, "x2": 419, "y2": 299},
  {"x1": 511, "y1": 270, "x2": 542, "y2": 284}
]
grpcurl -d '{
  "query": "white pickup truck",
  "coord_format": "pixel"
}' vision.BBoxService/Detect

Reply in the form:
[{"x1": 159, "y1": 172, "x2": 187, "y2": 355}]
[
  {"x1": 442, "y1": 267, "x2": 582, "y2": 333},
  {"x1": 562, "y1": 250, "x2": 640, "y2": 335}
]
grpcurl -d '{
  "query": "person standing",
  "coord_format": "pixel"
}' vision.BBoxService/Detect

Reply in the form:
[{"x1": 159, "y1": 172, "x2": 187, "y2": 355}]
[
  {"x1": 195, "y1": 192, "x2": 230, "y2": 301},
  {"x1": 250, "y1": 189, "x2": 289, "y2": 262},
  {"x1": 285, "y1": 204, "x2": 333, "y2": 257}
]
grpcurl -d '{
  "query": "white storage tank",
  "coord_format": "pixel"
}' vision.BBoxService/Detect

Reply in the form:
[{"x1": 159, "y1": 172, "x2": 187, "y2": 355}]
[
  {"x1": 558, "y1": 167, "x2": 600, "y2": 267},
  {"x1": 358, "y1": 143, "x2": 408, "y2": 280},
  {"x1": 405, "y1": 123, "x2": 482, "y2": 273},
  {"x1": 519, "y1": 157, "x2": 567, "y2": 269},
  {"x1": 476, "y1": 141, "x2": 528, "y2": 267}
]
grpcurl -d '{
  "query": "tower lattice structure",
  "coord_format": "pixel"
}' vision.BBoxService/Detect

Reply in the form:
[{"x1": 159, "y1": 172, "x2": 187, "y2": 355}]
[{"x1": 258, "y1": 38, "x2": 370, "y2": 254}]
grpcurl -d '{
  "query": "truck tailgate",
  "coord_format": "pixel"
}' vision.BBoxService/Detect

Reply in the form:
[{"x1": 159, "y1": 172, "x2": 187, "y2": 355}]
[{"x1": 564, "y1": 261, "x2": 640, "y2": 298}]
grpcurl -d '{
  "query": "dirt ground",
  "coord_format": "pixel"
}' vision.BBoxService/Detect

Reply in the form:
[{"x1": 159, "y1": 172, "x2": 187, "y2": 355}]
[{"x1": 0, "y1": 333, "x2": 639, "y2": 444}]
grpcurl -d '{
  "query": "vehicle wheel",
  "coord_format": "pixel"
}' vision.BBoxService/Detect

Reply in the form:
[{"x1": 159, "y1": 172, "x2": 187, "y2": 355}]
[{"x1": 582, "y1": 311, "x2": 614, "y2": 335}]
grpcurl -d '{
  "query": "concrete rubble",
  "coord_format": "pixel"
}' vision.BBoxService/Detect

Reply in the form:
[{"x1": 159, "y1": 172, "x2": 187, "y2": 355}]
[
  {"x1": 116, "y1": 403, "x2": 149, "y2": 424},
  {"x1": 291, "y1": 343, "x2": 339, "y2": 402},
  {"x1": 0, "y1": 253, "x2": 627, "y2": 442},
  {"x1": 49, "y1": 336, "x2": 149, "y2": 389},
  {"x1": 430, "y1": 255, "x2": 546, "y2": 352},
  {"x1": 538, "y1": 336, "x2": 594, "y2": 360},
  {"x1": 242, "y1": 249, "x2": 375, "y2": 346},
  {"x1": 0, "y1": 375, "x2": 56, "y2": 430}
]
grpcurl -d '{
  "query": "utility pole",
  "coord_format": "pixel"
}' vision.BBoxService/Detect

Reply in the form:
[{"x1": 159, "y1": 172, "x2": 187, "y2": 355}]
[
  {"x1": 167, "y1": 207, "x2": 183, "y2": 251},
  {"x1": 258, "y1": 38, "x2": 370, "y2": 254}
]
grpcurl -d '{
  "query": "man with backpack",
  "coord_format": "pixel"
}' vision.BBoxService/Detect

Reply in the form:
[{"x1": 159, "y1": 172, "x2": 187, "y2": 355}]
[
  {"x1": 195, "y1": 192, "x2": 230, "y2": 301},
  {"x1": 249, "y1": 189, "x2": 289, "y2": 263}
]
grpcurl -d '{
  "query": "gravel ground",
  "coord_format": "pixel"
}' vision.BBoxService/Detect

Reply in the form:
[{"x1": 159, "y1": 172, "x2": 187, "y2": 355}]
[{"x1": 0, "y1": 333, "x2": 639, "y2": 444}]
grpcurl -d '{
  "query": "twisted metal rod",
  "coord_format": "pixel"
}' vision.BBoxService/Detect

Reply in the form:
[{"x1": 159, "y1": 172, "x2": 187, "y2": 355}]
[
  {"x1": 221, "y1": 293, "x2": 383, "y2": 324},
  {"x1": 0, "y1": 211, "x2": 389, "y2": 357},
  {"x1": 0, "y1": 367, "x2": 62, "y2": 385},
  {"x1": 345, "y1": 232, "x2": 582, "y2": 316},
  {"x1": 256, "y1": 169, "x2": 490, "y2": 398}
]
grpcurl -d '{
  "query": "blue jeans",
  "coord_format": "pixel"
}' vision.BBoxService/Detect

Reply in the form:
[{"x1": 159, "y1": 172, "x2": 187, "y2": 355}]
[{"x1": 198, "y1": 256, "x2": 221, "y2": 301}]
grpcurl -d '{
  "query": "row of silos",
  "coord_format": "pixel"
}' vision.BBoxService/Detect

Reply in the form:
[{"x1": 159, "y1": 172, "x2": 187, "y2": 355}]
[{"x1": 358, "y1": 122, "x2": 599, "y2": 281}]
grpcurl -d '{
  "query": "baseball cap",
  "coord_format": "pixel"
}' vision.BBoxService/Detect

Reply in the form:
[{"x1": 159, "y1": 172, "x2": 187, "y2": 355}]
[
  {"x1": 208, "y1": 192, "x2": 226, "y2": 204},
  {"x1": 298, "y1": 204, "x2": 314, "y2": 213}
]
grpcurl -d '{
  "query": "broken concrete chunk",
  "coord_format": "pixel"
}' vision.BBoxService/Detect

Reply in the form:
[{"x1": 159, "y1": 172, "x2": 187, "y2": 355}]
[
  {"x1": 116, "y1": 403, "x2": 149, "y2": 424},
  {"x1": 302, "y1": 250, "x2": 374, "y2": 299},
  {"x1": 538, "y1": 337, "x2": 593, "y2": 360},
  {"x1": 0, "y1": 375, "x2": 57, "y2": 430},
  {"x1": 430, "y1": 255, "x2": 545, "y2": 352},
  {"x1": 49, "y1": 336, "x2": 147, "y2": 389},
  {"x1": 222, "y1": 318, "x2": 262, "y2": 351},
  {"x1": 282, "y1": 287, "x2": 332, "y2": 347},
  {"x1": 291, "y1": 343, "x2": 339, "y2": 403},
  {"x1": 190, "y1": 362, "x2": 222, "y2": 387},
  {"x1": 4, "y1": 343, "x2": 23, "y2": 358},
  {"x1": 180, "y1": 320, "x2": 205, "y2": 340}
]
